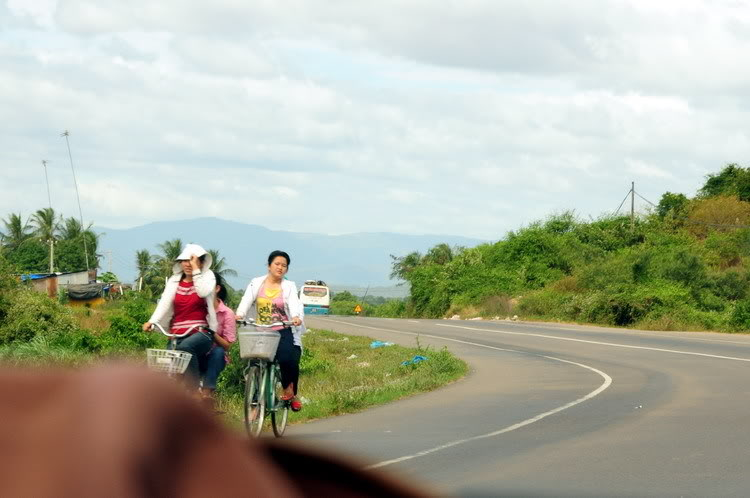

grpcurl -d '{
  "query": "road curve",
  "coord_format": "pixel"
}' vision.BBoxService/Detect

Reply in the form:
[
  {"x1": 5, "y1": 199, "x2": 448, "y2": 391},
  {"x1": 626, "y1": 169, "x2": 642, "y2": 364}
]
[{"x1": 291, "y1": 317, "x2": 750, "y2": 497}]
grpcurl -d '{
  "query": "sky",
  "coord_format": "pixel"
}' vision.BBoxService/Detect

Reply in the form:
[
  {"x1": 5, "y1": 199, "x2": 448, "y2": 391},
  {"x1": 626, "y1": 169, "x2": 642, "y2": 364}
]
[{"x1": 1, "y1": 0, "x2": 749, "y2": 241}]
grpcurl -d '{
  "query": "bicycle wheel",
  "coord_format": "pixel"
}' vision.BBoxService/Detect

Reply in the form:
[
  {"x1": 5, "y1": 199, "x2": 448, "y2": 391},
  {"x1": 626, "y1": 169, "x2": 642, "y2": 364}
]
[
  {"x1": 244, "y1": 364, "x2": 265, "y2": 437},
  {"x1": 270, "y1": 365, "x2": 289, "y2": 437}
]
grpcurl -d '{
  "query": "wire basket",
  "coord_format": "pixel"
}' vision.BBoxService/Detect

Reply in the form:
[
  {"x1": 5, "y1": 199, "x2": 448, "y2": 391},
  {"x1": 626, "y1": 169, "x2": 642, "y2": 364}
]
[
  {"x1": 146, "y1": 349, "x2": 193, "y2": 375},
  {"x1": 238, "y1": 331, "x2": 281, "y2": 361}
]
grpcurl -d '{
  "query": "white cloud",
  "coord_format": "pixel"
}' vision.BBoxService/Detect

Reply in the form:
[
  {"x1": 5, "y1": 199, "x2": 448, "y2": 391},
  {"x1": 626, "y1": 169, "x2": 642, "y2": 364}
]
[
  {"x1": 1, "y1": 1, "x2": 750, "y2": 241},
  {"x1": 626, "y1": 160, "x2": 674, "y2": 179},
  {"x1": 7, "y1": 0, "x2": 57, "y2": 29}
]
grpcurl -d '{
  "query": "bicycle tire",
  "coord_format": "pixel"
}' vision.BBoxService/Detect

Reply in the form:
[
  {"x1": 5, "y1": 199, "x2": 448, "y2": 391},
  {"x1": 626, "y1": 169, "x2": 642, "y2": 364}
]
[
  {"x1": 244, "y1": 364, "x2": 265, "y2": 437},
  {"x1": 270, "y1": 365, "x2": 289, "y2": 437}
]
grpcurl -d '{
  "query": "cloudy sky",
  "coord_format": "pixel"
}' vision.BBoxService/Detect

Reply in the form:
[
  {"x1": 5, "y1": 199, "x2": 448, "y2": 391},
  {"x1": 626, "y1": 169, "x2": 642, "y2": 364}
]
[{"x1": 2, "y1": 0, "x2": 749, "y2": 241}]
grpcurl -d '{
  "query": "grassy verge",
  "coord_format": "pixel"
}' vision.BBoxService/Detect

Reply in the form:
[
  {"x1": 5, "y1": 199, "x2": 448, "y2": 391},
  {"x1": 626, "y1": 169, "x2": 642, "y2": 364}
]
[{"x1": 217, "y1": 328, "x2": 468, "y2": 425}]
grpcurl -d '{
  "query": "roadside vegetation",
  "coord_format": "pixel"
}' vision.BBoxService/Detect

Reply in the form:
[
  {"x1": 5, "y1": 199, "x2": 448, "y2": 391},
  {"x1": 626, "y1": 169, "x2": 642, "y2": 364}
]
[
  {"x1": 329, "y1": 290, "x2": 408, "y2": 318},
  {"x1": 390, "y1": 164, "x2": 750, "y2": 333},
  {"x1": 217, "y1": 328, "x2": 467, "y2": 424},
  {"x1": 0, "y1": 208, "x2": 99, "y2": 273},
  {"x1": 0, "y1": 257, "x2": 465, "y2": 424}
]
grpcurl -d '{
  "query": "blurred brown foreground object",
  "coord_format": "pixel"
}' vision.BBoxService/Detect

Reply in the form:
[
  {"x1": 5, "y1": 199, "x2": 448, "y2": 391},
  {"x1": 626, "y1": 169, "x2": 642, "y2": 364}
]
[{"x1": 0, "y1": 365, "x2": 429, "y2": 497}]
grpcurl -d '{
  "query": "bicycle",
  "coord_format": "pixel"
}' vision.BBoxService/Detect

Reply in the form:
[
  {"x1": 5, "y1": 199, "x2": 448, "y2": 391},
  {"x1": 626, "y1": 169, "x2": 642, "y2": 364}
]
[
  {"x1": 237, "y1": 319, "x2": 294, "y2": 438},
  {"x1": 146, "y1": 323, "x2": 204, "y2": 377}
]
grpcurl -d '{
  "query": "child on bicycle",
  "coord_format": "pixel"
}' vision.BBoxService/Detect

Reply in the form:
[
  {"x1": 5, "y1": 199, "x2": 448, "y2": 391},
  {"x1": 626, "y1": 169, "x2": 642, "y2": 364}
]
[{"x1": 199, "y1": 274, "x2": 236, "y2": 406}]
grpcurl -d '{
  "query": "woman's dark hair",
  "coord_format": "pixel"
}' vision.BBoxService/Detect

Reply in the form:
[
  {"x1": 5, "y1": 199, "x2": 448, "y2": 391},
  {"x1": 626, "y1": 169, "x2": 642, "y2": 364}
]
[
  {"x1": 214, "y1": 274, "x2": 228, "y2": 302},
  {"x1": 267, "y1": 250, "x2": 290, "y2": 266}
]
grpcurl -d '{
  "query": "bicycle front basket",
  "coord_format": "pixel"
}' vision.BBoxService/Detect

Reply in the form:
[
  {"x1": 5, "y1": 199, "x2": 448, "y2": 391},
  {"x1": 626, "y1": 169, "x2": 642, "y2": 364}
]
[
  {"x1": 238, "y1": 331, "x2": 281, "y2": 360},
  {"x1": 146, "y1": 349, "x2": 193, "y2": 375}
]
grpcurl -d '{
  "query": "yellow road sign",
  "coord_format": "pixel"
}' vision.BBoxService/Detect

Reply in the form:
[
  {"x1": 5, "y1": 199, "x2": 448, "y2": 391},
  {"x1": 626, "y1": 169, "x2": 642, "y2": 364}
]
[{"x1": 354, "y1": 305, "x2": 362, "y2": 313}]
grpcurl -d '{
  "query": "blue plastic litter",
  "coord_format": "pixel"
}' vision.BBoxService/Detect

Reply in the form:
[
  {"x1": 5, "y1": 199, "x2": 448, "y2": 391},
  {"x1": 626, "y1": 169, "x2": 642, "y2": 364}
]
[
  {"x1": 370, "y1": 341, "x2": 395, "y2": 349},
  {"x1": 401, "y1": 355, "x2": 428, "y2": 366}
]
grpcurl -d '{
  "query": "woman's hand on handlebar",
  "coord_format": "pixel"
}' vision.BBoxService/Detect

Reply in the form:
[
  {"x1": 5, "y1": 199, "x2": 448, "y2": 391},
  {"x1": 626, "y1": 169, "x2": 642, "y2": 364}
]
[
  {"x1": 142, "y1": 322, "x2": 152, "y2": 332},
  {"x1": 292, "y1": 317, "x2": 302, "y2": 327}
]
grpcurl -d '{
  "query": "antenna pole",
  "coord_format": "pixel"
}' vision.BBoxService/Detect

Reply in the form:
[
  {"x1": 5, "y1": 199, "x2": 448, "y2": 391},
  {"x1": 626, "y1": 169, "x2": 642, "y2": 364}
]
[
  {"x1": 41, "y1": 160, "x2": 52, "y2": 209},
  {"x1": 61, "y1": 130, "x2": 90, "y2": 271}
]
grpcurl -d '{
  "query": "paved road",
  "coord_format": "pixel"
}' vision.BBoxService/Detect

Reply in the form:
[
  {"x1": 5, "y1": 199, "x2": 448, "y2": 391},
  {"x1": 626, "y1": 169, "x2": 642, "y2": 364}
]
[{"x1": 288, "y1": 316, "x2": 750, "y2": 497}]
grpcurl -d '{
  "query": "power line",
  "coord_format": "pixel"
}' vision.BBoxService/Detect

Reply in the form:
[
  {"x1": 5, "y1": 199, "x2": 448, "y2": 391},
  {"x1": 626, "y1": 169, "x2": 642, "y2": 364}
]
[
  {"x1": 613, "y1": 188, "x2": 632, "y2": 216},
  {"x1": 614, "y1": 183, "x2": 750, "y2": 229},
  {"x1": 634, "y1": 190, "x2": 658, "y2": 207}
]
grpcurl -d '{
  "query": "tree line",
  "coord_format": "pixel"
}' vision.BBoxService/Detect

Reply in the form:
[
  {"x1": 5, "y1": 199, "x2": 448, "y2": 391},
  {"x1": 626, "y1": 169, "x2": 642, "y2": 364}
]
[
  {"x1": 0, "y1": 208, "x2": 98, "y2": 273},
  {"x1": 135, "y1": 238, "x2": 237, "y2": 298},
  {"x1": 388, "y1": 163, "x2": 750, "y2": 331}
]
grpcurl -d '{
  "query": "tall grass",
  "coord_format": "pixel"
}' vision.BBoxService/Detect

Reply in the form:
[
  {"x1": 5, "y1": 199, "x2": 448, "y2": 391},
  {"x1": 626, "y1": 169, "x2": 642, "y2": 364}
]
[{"x1": 218, "y1": 328, "x2": 467, "y2": 425}]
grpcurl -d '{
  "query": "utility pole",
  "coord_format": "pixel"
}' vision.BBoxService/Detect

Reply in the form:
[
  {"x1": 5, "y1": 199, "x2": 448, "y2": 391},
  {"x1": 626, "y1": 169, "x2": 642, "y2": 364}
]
[
  {"x1": 61, "y1": 130, "x2": 90, "y2": 271},
  {"x1": 631, "y1": 181, "x2": 635, "y2": 231},
  {"x1": 48, "y1": 239, "x2": 55, "y2": 274},
  {"x1": 41, "y1": 160, "x2": 52, "y2": 209},
  {"x1": 42, "y1": 159, "x2": 55, "y2": 273},
  {"x1": 106, "y1": 250, "x2": 112, "y2": 274}
]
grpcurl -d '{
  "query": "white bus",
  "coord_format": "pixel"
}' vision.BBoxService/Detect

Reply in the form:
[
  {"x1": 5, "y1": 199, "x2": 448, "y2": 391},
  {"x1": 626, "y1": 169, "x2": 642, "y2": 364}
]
[{"x1": 300, "y1": 280, "x2": 331, "y2": 315}]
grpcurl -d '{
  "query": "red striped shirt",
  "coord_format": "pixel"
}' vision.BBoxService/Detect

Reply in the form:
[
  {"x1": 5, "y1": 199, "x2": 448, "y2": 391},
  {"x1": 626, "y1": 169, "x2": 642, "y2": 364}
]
[{"x1": 171, "y1": 281, "x2": 208, "y2": 335}]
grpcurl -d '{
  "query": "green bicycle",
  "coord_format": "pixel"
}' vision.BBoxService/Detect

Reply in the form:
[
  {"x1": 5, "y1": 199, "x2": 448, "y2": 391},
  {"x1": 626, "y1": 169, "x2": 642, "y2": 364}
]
[{"x1": 237, "y1": 319, "x2": 293, "y2": 438}]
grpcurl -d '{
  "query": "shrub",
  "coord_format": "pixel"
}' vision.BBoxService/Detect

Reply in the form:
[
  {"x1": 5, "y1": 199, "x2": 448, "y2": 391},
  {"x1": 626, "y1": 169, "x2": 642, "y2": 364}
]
[
  {"x1": 688, "y1": 196, "x2": 750, "y2": 238},
  {"x1": 0, "y1": 289, "x2": 79, "y2": 344},
  {"x1": 370, "y1": 299, "x2": 407, "y2": 318},
  {"x1": 730, "y1": 299, "x2": 750, "y2": 331}
]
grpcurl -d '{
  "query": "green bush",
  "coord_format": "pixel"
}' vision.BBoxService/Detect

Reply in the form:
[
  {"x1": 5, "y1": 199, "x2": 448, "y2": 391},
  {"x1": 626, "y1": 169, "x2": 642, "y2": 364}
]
[
  {"x1": 216, "y1": 345, "x2": 244, "y2": 400},
  {"x1": 370, "y1": 299, "x2": 407, "y2": 318},
  {"x1": 0, "y1": 289, "x2": 79, "y2": 344},
  {"x1": 730, "y1": 299, "x2": 750, "y2": 331},
  {"x1": 96, "y1": 293, "x2": 160, "y2": 354},
  {"x1": 330, "y1": 300, "x2": 359, "y2": 316}
]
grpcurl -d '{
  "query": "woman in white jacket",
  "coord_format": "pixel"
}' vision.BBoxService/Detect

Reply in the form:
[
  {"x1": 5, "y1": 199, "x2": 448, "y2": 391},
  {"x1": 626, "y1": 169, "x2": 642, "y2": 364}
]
[
  {"x1": 236, "y1": 250, "x2": 305, "y2": 411},
  {"x1": 143, "y1": 244, "x2": 217, "y2": 388}
]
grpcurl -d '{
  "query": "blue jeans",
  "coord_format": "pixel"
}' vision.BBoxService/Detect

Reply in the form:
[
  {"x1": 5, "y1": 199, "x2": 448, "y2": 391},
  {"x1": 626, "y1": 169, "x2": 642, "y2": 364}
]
[
  {"x1": 174, "y1": 331, "x2": 214, "y2": 387},
  {"x1": 199, "y1": 346, "x2": 226, "y2": 390}
]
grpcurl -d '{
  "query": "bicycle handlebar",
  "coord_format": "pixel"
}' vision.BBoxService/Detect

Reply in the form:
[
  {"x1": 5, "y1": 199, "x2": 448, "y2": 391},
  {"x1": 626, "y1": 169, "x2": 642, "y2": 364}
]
[
  {"x1": 237, "y1": 318, "x2": 294, "y2": 328},
  {"x1": 150, "y1": 323, "x2": 204, "y2": 338}
]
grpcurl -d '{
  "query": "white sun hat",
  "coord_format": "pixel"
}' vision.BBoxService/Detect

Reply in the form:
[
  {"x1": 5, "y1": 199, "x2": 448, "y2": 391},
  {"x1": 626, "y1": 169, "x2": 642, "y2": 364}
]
[{"x1": 172, "y1": 244, "x2": 213, "y2": 274}]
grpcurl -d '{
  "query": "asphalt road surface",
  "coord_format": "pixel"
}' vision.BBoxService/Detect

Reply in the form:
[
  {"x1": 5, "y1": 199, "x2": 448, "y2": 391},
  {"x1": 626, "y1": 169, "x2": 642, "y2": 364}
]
[{"x1": 288, "y1": 316, "x2": 750, "y2": 497}]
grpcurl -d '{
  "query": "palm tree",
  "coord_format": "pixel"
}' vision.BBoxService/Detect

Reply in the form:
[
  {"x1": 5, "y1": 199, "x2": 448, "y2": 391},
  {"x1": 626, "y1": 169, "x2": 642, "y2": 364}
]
[
  {"x1": 136, "y1": 249, "x2": 152, "y2": 280},
  {"x1": 158, "y1": 239, "x2": 183, "y2": 261},
  {"x1": 59, "y1": 217, "x2": 82, "y2": 240},
  {"x1": 390, "y1": 251, "x2": 423, "y2": 281},
  {"x1": 0, "y1": 213, "x2": 31, "y2": 250},
  {"x1": 135, "y1": 249, "x2": 152, "y2": 291},
  {"x1": 31, "y1": 208, "x2": 59, "y2": 242},
  {"x1": 154, "y1": 238, "x2": 183, "y2": 277},
  {"x1": 424, "y1": 243, "x2": 454, "y2": 265},
  {"x1": 208, "y1": 249, "x2": 238, "y2": 279},
  {"x1": 81, "y1": 227, "x2": 101, "y2": 269}
]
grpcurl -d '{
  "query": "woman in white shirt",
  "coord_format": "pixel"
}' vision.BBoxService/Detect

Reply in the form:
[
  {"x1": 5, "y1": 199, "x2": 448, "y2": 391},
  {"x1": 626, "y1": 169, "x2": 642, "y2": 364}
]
[{"x1": 236, "y1": 250, "x2": 305, "y2": 411}]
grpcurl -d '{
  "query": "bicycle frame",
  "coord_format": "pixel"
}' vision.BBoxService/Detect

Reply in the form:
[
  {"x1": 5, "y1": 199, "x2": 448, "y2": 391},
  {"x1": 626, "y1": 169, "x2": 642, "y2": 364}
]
[
  {"x1": 238, "y1": 319, "x2": 293, "y2": 437},
  {"x1": 244, "y1": 358, "x2": 284, "y2": 410}
]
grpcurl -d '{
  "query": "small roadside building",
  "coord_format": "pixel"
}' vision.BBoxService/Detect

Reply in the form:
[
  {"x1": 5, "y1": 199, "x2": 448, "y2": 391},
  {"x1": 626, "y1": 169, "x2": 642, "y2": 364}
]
[{"x1": 21, "y1": 270, "x2": 97, "y2": 300}]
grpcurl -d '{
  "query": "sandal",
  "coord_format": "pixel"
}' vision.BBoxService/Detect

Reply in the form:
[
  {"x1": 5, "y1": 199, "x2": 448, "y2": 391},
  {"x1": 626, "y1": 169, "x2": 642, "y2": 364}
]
[{"x1": 290, "y1": 399, "x2": 302, "y2": 412}]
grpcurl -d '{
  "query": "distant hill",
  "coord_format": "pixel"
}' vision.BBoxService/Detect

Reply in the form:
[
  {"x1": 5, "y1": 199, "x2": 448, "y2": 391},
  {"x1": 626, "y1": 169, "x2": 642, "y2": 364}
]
[{"x1": 96, "y1": 217, "x2": 486, "y2": 290}]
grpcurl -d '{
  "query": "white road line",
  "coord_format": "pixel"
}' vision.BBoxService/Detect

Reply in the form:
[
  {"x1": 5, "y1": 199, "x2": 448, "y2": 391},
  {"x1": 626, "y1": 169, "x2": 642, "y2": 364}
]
[
  {"x1": 317, "y1": 318, "x2": 613, "y2": 469},
  {"x1": 487, "y1": 321, "x2": 750, "y2": 346},
  {"x1": 408, "y1": 320, "x2": 419, "y2": 323},
  {"x1": 437, "y1": 323, "x2": 750, "y2": 362}
]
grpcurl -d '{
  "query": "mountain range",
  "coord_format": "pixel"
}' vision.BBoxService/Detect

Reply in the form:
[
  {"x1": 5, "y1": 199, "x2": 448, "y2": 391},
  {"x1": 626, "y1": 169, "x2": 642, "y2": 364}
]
[{"x1": 96, "y1": 217, "x2": 486, "y2": 292}]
